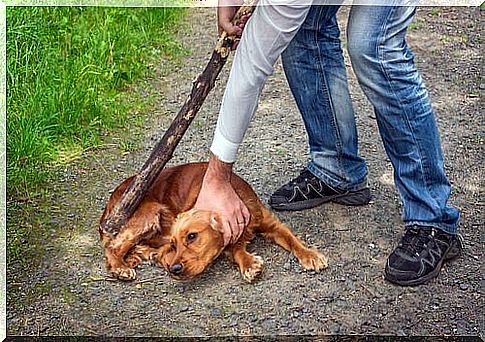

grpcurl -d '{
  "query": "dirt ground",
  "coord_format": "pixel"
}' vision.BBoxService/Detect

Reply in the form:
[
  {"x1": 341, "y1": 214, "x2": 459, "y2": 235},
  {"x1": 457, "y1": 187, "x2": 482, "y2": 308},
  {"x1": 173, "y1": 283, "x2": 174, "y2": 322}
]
[{"x1": 7, "y1": 6, "x2": 483, "y2": 337}]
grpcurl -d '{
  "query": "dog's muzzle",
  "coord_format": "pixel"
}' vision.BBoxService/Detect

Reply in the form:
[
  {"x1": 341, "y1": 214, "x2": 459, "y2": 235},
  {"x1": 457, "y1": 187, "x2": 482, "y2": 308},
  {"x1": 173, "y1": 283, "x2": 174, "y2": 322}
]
[{"x1": 169, "y1": 263, "x2": 183, "y2": 275}]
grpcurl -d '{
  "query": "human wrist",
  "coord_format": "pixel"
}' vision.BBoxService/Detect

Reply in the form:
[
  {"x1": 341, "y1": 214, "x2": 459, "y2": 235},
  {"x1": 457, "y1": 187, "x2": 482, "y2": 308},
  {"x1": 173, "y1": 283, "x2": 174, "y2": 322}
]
[{"x1": 205, "y1": 153, "x2": 233, "y2": 183}]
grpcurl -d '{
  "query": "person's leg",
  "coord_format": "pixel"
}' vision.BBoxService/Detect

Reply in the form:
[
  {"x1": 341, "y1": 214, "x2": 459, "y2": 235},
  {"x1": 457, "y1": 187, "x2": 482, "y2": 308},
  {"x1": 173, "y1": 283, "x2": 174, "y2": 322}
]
[
  {"x1": 282, "y1": 5, "x2": 367, "y2": 190},
  {"x1": 270, "y1": 5, "x2": 370, "y2": 211},
  {"x1": 347, "y1": 5, "x2": 462, "y2": 285}
]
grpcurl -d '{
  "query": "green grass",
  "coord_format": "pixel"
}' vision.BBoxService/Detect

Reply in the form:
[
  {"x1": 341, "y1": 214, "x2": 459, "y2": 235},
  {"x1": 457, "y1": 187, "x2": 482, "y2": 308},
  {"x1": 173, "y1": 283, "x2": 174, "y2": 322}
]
[{"x1": 7, "y1": 7, "x2": 186, "y2": 199}]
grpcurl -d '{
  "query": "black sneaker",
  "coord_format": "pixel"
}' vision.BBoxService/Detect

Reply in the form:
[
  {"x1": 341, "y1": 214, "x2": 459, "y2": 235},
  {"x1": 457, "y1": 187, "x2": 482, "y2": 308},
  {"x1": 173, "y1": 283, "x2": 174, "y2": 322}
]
[
  {"x1": 269, "y1": 168, "x2": 371, "y2": 211},
  {"x1": 385, "y1": 225, "x2": 464, "y2": 286}
]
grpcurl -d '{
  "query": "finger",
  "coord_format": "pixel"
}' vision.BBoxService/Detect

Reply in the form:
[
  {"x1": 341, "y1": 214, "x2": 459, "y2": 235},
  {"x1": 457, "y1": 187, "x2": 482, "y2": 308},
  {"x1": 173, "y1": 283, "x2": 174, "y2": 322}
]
[
  {"x1": 234, "y1": 216, "x2": 246, "y2": 242},
  {"x1": 235, "y1": 220, "x2": 244, "y2": 241},
  {"x1": 221, "y1": 218, "x2": 232, "y2": 247},
  {"x1": 242, "y1": 205, "x2": 251, "y2": 226},
  {"x1": 226, "y1": 215, "x2": 237, "y2": 245},
  {"x1": 232, "y1": 38, "x2": 241, "y2": 50},
  {"x1": 238, "y1": 14, "x2": 251, "y2": 27},
  {"x1": 229, "y1": 218, "x2": 240, "y2": 244},
  {"x1": 221, "y1": 22, "x2": 242, "y2": 36}
]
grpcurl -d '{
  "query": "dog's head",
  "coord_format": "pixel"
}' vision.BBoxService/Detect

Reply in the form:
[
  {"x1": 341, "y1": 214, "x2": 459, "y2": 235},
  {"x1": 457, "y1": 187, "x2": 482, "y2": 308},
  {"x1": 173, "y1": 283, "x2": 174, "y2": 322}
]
[{"x1": 156, "y1": 208, "x2": 225, "y2": 281}]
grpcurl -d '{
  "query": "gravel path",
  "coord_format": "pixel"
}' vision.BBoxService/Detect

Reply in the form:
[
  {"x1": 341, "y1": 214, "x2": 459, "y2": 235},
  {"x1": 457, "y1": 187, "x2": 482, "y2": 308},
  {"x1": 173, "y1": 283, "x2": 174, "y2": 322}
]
[{"x1": 7, "y1": 7, "x2": 483, "y2": 337}]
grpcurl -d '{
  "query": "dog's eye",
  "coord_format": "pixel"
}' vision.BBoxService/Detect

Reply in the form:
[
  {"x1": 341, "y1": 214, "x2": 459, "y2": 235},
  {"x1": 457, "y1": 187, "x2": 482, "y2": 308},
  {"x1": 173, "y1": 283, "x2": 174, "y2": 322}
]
[{"x1": 187, "y1": 232, "x2": 198, "y2": 242}]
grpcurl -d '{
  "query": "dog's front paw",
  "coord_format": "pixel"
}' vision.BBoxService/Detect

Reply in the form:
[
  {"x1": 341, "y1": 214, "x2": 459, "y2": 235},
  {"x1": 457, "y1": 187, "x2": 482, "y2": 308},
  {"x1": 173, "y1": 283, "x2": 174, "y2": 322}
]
[
  {"x1": 112, "y1": 266, "x2": 137, "y2": 281},
  {"x1": 125, "y1": 254, "x2": 143, "y2": 269},
  {"x1": 297, "y1": 249, "x2": 328, "y2": 272},
  {"x1": 240, "y1": 255, "x2": 264, "y2": 283}
]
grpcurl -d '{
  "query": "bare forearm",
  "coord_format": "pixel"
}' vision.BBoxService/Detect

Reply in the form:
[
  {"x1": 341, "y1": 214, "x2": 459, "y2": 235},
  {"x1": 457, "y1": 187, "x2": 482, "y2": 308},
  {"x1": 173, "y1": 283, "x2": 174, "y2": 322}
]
[{"x1": 204, "y1": 153, "x2": 234, "y2": 183}]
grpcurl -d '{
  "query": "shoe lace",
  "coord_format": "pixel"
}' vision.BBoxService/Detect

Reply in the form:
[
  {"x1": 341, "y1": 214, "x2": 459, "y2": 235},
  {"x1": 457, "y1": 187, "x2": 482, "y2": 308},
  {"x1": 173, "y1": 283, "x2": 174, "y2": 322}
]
[
  {"x1": 288, "y1": 169, "x2": 312, "y2": 186},
  {"x1": 399, "y1": 226, "x2": 435, "y2": 257}
]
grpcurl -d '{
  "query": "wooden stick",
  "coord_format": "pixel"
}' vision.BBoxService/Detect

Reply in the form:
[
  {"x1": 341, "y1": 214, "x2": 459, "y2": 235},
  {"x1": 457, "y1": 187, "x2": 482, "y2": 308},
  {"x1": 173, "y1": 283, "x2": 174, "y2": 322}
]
[
  {"x1": 100, "y1": 2, "x2": 257, "y2": 236},
  {"x1": 135, "y1": 275, "x2": 166, "y2": 284}
]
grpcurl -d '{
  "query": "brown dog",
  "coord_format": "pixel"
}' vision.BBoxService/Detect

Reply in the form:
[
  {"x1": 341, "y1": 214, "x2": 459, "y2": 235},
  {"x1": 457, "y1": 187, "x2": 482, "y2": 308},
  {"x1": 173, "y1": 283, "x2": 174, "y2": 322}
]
[{"x1": 99, "y1": 162, "x2": 328, "y2": 282}]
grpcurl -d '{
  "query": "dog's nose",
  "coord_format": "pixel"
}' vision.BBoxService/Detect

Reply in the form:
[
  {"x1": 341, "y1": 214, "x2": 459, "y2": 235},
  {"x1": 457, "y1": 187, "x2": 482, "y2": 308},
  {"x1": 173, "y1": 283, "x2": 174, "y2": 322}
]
[{"x1": 170, "y1": 263, "x2": 183, "y2": 275}]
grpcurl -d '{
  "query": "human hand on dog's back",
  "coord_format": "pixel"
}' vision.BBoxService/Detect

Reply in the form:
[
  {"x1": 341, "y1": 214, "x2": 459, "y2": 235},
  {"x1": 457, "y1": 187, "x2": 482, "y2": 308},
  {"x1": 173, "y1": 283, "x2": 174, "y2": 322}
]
[{"x1": 194, "y1": 154, "x2": 251, "y2": 246}]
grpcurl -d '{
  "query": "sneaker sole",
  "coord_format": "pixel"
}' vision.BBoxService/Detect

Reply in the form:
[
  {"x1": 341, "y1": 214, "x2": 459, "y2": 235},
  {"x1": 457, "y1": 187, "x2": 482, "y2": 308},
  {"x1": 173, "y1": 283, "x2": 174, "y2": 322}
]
[
  {"x1": 384, "y1": 260, "x2": 444, "y2": 286},
  {"x1": 384, "y1": 242, "x2": 463, "y2": 286},
  {"x1": 270, "y1": 188, "x2": 371, "y2": 211}
]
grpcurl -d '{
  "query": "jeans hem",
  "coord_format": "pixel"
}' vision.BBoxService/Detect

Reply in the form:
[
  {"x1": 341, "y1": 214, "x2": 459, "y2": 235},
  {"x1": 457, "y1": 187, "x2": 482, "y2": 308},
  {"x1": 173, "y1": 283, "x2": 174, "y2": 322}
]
[
  {"x1": 405, "y1": 220, "x2": 459, "y2": 235},
  {"x1": 307, "y1": 162, "x2": 368, "y2": 192}
]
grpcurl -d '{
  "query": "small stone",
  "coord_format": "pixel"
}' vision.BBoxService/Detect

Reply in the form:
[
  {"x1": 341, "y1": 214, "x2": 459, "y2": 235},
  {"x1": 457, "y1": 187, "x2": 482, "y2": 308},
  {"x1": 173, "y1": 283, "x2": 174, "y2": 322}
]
[
  {"x1": 459, "y1": 283, "x2": 469, "y2": 291},
  {"x1": 262, "y1": 319, "x2": 275, "y2": 330},
  {"x1": 329, "y1": 324, "x2": 341, "y2": 334},
  {"x1": 212, "y1": 308, "x2": 222, "y2": 317}
]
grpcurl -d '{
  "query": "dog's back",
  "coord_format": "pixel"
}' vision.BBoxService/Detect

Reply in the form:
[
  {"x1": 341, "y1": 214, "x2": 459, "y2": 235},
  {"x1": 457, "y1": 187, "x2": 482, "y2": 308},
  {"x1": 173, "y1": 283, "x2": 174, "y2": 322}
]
[{"x1": 100, "y1": 162, "x2": 262, "y2": 225}]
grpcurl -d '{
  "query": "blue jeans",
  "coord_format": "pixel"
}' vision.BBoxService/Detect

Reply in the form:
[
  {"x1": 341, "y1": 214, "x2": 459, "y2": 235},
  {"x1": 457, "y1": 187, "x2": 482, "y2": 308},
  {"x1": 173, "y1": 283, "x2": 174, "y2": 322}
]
[{"x1": 281, "y1": 5, "x2": 460, "y2": 234}]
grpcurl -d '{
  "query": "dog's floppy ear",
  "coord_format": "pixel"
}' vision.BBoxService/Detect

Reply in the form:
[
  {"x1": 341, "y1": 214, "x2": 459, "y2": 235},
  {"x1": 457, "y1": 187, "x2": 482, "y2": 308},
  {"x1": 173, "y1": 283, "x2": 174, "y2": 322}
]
[{"x1": 210, "y1": 212, "x2": 224, "y2": 234}]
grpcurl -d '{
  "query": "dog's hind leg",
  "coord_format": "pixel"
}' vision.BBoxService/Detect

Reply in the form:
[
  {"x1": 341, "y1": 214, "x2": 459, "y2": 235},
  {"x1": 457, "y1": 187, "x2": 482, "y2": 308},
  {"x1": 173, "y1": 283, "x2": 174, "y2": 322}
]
[
  {"x1": 104, "y1": 231, "x2": 139, "y2": 280},
  {"x1": 102, "y1": 200, "x2": 170, "y2": 280},
  {"x1": 258, "y1": 207, "x2": 328, "y2": 271},
  {"x1": 226, "y1": 243, "x2": 264, "y2": 283}
]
